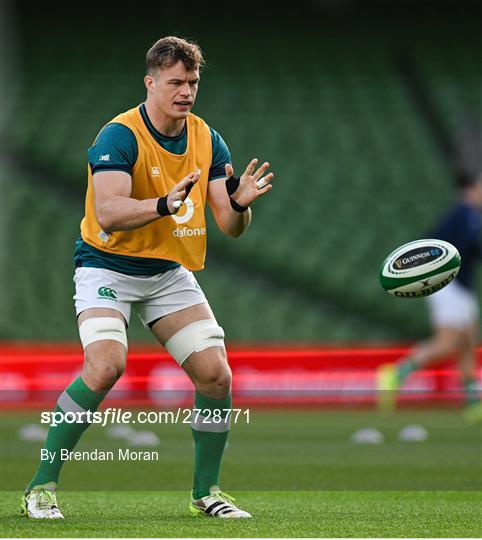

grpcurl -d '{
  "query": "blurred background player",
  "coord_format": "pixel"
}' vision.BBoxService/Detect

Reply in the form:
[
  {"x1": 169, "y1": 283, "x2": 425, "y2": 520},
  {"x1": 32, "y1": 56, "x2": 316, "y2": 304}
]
[{"x1": 378, "y1": 164, "x2": 482, "y2": 422}]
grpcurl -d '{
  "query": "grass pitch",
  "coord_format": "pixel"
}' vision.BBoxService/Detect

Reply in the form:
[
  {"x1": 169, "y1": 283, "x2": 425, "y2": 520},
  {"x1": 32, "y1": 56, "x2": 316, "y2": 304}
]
[
  {"x1": 1, "y1": 408, "x2": 481, "y2": 536},
  {"x1": 1, "y1": 490, "x2": 480, "y2": 537}
]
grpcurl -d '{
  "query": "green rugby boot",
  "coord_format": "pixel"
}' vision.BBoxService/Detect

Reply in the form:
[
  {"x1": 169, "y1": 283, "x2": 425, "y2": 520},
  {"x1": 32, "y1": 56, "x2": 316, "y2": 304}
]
[
  {"x1": 21, "y1": 483, "x2": 64, "y2": 519},
  {"x1": 377, "y1": 363, "x2": 400, "y2": 411},
  {"x1": 190, "y1": 485, "x2": 251, "y2": 518},
  {"x1": 463, "y1": 401, "x2": 482, "y2": 425}
]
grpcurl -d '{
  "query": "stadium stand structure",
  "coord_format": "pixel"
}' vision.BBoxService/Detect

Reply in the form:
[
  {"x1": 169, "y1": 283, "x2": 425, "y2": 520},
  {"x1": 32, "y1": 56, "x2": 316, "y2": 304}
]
[
  {"x1": 2, "y1": 12, "x2": 480, "y2": 342},
  {"x1": 2, "y1": 156, "x2": 401, "y2": 342},
  {"x1": 413, "y1": 30, "x2": 481, "y2": 137}
]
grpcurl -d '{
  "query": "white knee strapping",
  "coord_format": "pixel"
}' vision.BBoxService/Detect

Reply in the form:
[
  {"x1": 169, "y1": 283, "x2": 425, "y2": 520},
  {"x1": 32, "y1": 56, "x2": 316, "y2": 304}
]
[
  {"x1": 79, "y1": 317, "x2": 128, "y2": 349},
  {"x1": 164, "y1": 319, "x2": 225, "y2": 365}
]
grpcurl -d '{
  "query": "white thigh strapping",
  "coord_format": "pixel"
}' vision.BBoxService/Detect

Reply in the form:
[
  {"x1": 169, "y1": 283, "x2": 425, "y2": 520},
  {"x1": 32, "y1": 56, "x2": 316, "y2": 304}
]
[
  {"x1": 164, "y1": 319, "x2": 225, "y2": 366},
  {"x1": 79, "y1": 317, "x2": 128, "y2": 349}
]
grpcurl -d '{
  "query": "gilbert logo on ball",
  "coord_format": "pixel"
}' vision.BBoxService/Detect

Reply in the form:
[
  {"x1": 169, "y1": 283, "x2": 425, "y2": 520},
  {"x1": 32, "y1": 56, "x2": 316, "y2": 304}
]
[{"x1": 379, "y1": 239, "x2": 461, "y2": 298}]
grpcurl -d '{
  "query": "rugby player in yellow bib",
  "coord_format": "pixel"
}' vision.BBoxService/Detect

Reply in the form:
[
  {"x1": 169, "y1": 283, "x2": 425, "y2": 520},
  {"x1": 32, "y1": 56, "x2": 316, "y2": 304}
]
[{"x1": 22, "y1": 36, "x2": 274, "y2": 519}]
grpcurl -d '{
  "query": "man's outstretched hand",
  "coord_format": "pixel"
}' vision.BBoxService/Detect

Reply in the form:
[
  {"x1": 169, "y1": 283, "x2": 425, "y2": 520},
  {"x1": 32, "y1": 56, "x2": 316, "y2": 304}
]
[
  {"x1": 225, "y1": 159, "x2": 274, "y2": 209},
  {"x1": 167, "y1": 169, "x2": 201, "y2": 214}
]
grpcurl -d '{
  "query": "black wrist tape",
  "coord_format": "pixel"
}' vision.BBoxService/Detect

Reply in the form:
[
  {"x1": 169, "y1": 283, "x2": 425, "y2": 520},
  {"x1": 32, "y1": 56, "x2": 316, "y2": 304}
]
[
  {"x1": 229, "y1": 196, "x2": 249, "y2": 213},
  {"x1": 185, "y1": 181, "x2": 195, "y2": 197},
  {"x1": 225, "y1": 175, "x2": 240, "y2": 196},
  {"x1": 156, "y1": 196, "x2": 170, "y2": 216},
  {"x1": 225, "y1": 175, "x2": 248, "y2": 212}
]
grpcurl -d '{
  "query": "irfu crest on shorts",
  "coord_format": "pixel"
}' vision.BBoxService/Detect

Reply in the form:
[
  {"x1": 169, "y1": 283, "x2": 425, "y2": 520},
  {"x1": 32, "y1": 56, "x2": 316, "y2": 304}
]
[{"x1": 97, "y1": 287, "x2": 118, "y2": 301}]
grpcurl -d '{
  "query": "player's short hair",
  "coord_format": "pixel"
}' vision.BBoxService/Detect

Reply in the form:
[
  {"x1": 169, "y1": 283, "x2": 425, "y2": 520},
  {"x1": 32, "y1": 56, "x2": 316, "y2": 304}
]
[
  {"x1": 146, "y1": 36, "x2": 205, "y2": 74},
  {"x1": 453, "y1": 117, "x2": 481, "y2": 189},
  {"x1": 454, "y1": 158, "x2": 482, "y2": 189},
  {"x1": 455, "y1": 168, "x2": 480, "y2": 189}
]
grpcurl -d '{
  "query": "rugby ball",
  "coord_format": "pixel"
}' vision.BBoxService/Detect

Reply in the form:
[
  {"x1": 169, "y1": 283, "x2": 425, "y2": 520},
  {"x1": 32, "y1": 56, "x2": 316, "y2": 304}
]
[{"x1": 379, "y1": 239, "x2": 461, "y2": 298}]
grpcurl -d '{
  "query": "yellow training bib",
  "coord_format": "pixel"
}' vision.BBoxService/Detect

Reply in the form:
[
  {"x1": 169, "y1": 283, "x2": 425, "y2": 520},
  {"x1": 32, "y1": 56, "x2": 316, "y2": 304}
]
[{"x1": 80, "y1": 106, "x2": 212, "y2": 271}]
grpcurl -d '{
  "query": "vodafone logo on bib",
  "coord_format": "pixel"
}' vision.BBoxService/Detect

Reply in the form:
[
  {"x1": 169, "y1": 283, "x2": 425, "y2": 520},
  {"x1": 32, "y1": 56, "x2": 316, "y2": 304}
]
[
  {"x1": 171, "y1": 197, "x2": 195, "y2": 225},
  {"x1": 171, "y1": 197, "x2": 206, "y2": 238}
]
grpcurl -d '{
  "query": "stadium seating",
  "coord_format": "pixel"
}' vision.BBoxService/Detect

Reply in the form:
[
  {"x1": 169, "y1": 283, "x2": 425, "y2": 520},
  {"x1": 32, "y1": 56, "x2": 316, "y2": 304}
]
[
  {"x1": 412, "y1": 28, "x2": 481, "y2": 136},
  {"x1": 4, "y1": 157, "x2": 397, "y2": 342},
  {"x1": 3, "y1": 17, "x2": 479, "y2": 342}
]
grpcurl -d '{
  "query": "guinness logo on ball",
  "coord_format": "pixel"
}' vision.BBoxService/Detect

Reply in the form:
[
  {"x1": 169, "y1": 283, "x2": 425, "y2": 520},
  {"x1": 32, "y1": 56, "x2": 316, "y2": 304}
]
[{"x1": 393, "y1": 246, "x2": 441, "y2": 270}]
